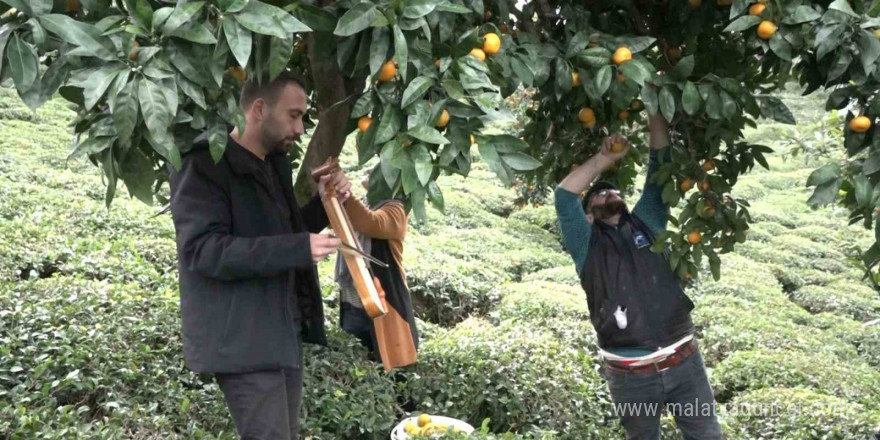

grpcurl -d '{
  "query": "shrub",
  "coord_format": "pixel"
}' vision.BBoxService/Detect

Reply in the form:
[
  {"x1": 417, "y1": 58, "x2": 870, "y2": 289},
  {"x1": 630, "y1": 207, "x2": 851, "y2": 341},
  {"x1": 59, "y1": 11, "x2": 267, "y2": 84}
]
[
  {"x1": 521, "y1": 266, "x2": 580, "y2": 287},
  {"x1": 722, "y1": 388, "x2": 880, "y2": 439},
  {"x1": 403, "y1": 318, "x2": 621, "y2": 440},
  {"x1": 508, "y1": 204, "x2": 560, "y2": 237},
  {"x1": 405, "y1": 248, "x2": 506, "y2": 325},
  {"x1": 807, "y1": 313, "x2": 880, "y2": 369},
  {"x1": 711, "y1": 348, "x2": 880, "y2": 409},
  {"x1": 790, "y1": 281, "x2": 880, "y2": 321},
  {"x1": 695, "y1": 254, "x2": 788, "y2": 303},
  {"x1": 0, "y1": 276, "x2": 411, "y2": 440},
  {"x1": 692, "y1": 295, "x2": 860, "y2": 366},
  {"x1": 492, "y1": 281, "x2": 589, "y2": 323}
]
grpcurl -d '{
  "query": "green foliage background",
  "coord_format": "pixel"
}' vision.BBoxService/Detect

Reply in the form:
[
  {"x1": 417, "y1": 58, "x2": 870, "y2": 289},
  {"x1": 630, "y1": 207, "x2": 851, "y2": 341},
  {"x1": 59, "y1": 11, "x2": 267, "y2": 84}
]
[{"x1": 1, "y1": 87, "x2": 880, "y2": 439}]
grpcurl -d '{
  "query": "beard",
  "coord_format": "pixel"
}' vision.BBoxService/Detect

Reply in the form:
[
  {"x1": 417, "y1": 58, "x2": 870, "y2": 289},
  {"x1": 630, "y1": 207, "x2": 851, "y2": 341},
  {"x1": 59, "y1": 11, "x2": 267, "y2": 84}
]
[
  {"x1": 260, "y1": 116, "x2": 294, "y2": 154},
  {"x1": 591, "y1": 199, "x2": 627, "y2": 220}
]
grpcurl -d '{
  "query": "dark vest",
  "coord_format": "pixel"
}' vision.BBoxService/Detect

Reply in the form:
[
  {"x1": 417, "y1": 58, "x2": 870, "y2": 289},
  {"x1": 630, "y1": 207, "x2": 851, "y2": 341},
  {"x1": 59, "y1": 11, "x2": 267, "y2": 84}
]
[{"x1": 579, "y1": 213, "x2": 695, "y2": 350}]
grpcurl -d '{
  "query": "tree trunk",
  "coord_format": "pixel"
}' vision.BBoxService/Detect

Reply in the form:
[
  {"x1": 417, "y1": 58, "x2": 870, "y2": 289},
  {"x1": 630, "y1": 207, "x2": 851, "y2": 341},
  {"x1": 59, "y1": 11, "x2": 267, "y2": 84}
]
[{"x1": 293, "y1": 31, "x2": 366, "y2": 205}]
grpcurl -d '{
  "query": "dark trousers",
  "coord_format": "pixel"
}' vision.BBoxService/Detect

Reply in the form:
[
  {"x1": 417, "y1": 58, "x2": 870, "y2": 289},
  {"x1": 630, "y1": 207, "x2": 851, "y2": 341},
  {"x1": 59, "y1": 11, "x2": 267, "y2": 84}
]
[
  {"x1": 215, "y1": 367, "x2": 304, "y2": 440},
  {"x1": 603, "y1": 345, "x2": 723, "y2": 440}
]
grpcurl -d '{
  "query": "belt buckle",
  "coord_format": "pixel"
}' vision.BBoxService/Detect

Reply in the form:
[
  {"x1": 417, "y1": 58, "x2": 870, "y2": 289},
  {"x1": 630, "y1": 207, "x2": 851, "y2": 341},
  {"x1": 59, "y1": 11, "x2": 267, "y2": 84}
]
[{"x1": 652, "y1": 359, "x2": 670, "y2": 373}]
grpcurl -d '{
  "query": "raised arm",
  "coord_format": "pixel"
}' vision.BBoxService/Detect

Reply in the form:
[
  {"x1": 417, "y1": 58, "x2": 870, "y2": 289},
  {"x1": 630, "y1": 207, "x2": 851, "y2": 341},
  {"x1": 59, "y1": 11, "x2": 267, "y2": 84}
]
[
  {"x1": 555, "y1": 135, "x2": 628, "y2": 274},
  {"x1": 632, "y1": 113, "x2": 672, "y2": 235}
]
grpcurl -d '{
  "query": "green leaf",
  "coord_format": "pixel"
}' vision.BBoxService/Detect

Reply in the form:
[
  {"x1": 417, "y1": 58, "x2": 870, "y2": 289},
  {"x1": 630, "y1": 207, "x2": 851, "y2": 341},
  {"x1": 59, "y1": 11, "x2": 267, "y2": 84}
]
[
  {"x1": 859, "y1": 30, "x2": 880, "y2": 73},
  {"x1": 595, "y1": 65, "x2": 612, "y2": 96},
  {"x1": 720, "y1": 90, "x2": 737, "y2": 120},
  {"x1": 113, "y1": 82, "x2": 138, "y2": 148},
  {"x1": 616, "y1": 36, "x2": 655, "y2": 53},
  {"x1": 442, "y1": 79, "x2": 466, "y2": 100},
  {"x1": 401, "y1": 162, "x2": 419, "y2": 194},
  {"x1": 120, "y1": 147, "x2": 155, "y2": 205},
  {"x1": 151, "y1": 7, "x2": 174, "y2": 33},
  {"x1": 510, "y1": 55, "x2": 533, "y2": 86},
  {"x1": 124, "y1": 0, "x2": 154, "y2": 31},
  {"x1": 709, "y1": 254, "x2": 721, "y2": 281},
  {"x1": 783, "y1": 5, "x2": 821, "y2": 24},
  {"x1": 659, "y1": 86, "x2": 675, "y2": 123},
  {"x1": 351, "y1": 92, "x2": 374, "y2": 118},
  {"x1": 392, "y1": 25, "x2": 407, "y2": 82},
  {"x1": 641, "y1": 85, "x2": 659, "y2": 115},
  {"x1": 576, "y1": 47, "x2": 612, "y2": 68},
  {"x1": 379, "y1": 140, "x2": 402, "y2": 188},
  {"x1": 138, "y1": 76, "x2": 172, "y2": 148},
  {"x1": 236, "y1": 0, "x2": 311, "y2": 38},
  {"x1": 808, "y1": 179, "x2": 841, "y2": 207},
  {"x1": 705, "y1": 88, "x2": 722, "y2": 119},
  {"x1": 829, "y1": 0, "x2": 858, "y2": 17},
  {"x1": 408, "y1": 125, "x2": 450, "y2": 145},
  {"x1": 401, "y1": 76, "x2": 433, "y2": 108},
  {"x1": 671, "y1": 55, "x2": 696, "y2": 81},
  {"x1": 223, "y1": 18, "x2": 253, "y2": 68},
  {"x1": 411, "y1": 187, "x2": 427, "y2": 221},
  {"x1": 334, "y1": 2, "x2": 379, "y2": 37},
  {"x1": 409, "y1": 144, "x2": 433, "y2": 185},
  {"x1": 211, "y1": 29, "x2": 230, "y2": 87},
  {"x1": 565, "y1": 31, "x2": 589, "y2": 59},
  {"x1": 807, "y1": 162, "x2": 841, "y2": 187},
  {"x1": 723, "y1": 15, "x2": 761, "y2": 32},
  {"x1": 864, "y1": 150, "x2": 880, "y2": 175},
  {"x1": 269, "y1": 36, "x2": 293, "y2": 80},
  {"x1": 827, "y1": 50, "x2": 852, "y2": 82},
  {"x1": 403, "y1": 0, "x2": 438, "y2": 19},
  {"x1": 478, "y1": 142, "x2": 512, "y2": 185},
  {"x1": 6, "y1": 34, "x2": 38, "y2": 94},
  {"x1": 68, "y1": 136, "x2": 113, "y2": 160},
  {"x1": 84, "y1": 65, "x2": 126, "y2": 111},
  {"x1": 369, "y1": 26, "x2": 390, "y2": 77},
  {"x1": 554, "y1": 58, "x2": 573, "y2": 96},
  {"x1": 816, "y1": 24, "x2": 846, "y2": 61},
  {"x1": 289, "y1": 4, "x2": 337, "y2": 32},
  {"x1": 619, "y1": 60, "x2": 649, "y2": 86},
  {"x1": 757, "y1": 95, "x2": 796, "y2": 124},
  {"x1": 219, "y1": 0, "x2": 249, "y2": 13},
  {"x1": 0, "y1": 24, "x2": 13, "y2": 76},
  {"x1": 501, "y1": 152, "x2": 541, "y2": 171},
  {"x1": 768, "y1": 33, "x2": 793, "y2": 61},
  {"x1": 435, "y1": 1, "x2": 470, "y2": 13},
  {"x1": 162, "y1": 1, "x2": 205, "y2": 34},
  {"x1": 485, "y1": 134, "x2": 528, "y2": 152},
  {"x1": 208, "y1": 115, "x2": 228, "y2": 164},
  {"x1": 173, "y1": 23, "x2": 217, "y2": 44},
  {"x1": 854, "y1": 174, "x2": 872, "y2": 208},
  {"x1": 376, "y1": 105, "x2": 402, "y2": 144},
  {"x1": 39, "y1": 14, "x2": 116, "y2": 60},
  {"x1": 682, "y1": 81, "x2": 702, "y2": 116},
  {"x1": 426, "y1": 181, "x2": 444, "y2": 213}
]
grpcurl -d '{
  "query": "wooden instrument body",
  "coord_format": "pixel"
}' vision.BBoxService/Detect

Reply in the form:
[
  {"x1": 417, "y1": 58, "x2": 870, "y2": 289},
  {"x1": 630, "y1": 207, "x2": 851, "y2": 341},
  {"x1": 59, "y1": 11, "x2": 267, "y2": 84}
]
[
  {"x1": 312, "y1": 158, "x2": 386, "y2": 318},
  {"x1": 312, "y1": 158, "x2": 417, "y2": 372}
]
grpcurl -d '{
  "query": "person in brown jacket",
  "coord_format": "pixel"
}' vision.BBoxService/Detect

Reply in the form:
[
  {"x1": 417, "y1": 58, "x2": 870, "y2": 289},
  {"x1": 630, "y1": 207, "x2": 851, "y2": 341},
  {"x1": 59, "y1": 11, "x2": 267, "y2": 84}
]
[{"x1": 334, "y1": 167, "x2": 419, "y2": 370}]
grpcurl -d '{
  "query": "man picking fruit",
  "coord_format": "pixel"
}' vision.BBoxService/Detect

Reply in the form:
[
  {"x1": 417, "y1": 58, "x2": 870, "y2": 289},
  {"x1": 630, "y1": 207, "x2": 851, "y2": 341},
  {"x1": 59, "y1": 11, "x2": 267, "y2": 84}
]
[{"x1": 554, "y1": 114, "x2": 722, "y2": 439}]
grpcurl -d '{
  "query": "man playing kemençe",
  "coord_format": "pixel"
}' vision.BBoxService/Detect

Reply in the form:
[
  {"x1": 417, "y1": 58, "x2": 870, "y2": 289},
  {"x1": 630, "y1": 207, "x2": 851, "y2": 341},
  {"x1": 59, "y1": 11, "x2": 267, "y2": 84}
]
[
  {"x1": 554, "y1": 113, "x2": 722, "y2": 439},
  {"x1": 168, "y1": 71, "x2": 350, "y2": 440}
]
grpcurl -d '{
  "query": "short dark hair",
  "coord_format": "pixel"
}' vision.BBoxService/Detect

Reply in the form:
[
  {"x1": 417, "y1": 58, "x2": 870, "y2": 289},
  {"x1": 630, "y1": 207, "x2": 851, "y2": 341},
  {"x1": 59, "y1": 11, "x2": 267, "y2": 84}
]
[
  {"x1": 581, "y1": 181, "x2": 618, "y2": 213},
  {"x1": 239, "y1": 70, "x2": 308, "y2": 110}
]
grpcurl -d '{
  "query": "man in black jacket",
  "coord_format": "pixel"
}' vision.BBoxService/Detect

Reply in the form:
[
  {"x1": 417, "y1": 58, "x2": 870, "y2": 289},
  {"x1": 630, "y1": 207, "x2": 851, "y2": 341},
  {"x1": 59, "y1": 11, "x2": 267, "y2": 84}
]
[{"x1": 168, "y1": 71, "x2": 350, "y2": 440}]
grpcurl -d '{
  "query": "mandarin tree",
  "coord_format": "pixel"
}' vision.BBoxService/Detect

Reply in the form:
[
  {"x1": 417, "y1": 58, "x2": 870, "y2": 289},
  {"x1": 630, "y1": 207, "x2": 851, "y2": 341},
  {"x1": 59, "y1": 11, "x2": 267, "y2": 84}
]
[{"x1": 2, "y1": 0, "x2": 880, "y2": 285}]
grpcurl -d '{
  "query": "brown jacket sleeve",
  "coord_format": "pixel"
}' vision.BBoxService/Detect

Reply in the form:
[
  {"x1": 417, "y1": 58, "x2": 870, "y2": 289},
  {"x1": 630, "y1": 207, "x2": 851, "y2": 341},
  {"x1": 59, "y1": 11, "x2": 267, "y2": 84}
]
[{"x1": 344, "y1": 197, "x2": 407, "y2": 240}]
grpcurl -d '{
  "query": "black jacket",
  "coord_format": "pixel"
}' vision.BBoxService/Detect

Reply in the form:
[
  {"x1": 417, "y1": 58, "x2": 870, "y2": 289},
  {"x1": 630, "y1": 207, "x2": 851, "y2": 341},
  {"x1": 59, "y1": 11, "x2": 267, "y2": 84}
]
[
  {"x1": 580, "y1": 213, "x2": 695, "y2": 350},
  {"x1": 168, "y1": 134, "x2": 328, "y2": 374}
]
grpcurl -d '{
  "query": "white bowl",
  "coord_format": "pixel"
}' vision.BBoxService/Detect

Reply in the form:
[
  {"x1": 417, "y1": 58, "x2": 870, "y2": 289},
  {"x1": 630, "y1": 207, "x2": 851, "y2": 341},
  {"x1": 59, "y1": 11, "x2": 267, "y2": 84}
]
[{"x1": 390, "y1": 415, "x2": 475, "y2": 439}]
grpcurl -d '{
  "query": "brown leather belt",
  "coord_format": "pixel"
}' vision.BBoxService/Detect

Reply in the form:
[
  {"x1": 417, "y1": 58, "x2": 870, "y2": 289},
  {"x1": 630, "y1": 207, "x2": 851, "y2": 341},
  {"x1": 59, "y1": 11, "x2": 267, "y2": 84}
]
[{"x1": 603, "y1": 340, "x2": 697, "y2": 374}]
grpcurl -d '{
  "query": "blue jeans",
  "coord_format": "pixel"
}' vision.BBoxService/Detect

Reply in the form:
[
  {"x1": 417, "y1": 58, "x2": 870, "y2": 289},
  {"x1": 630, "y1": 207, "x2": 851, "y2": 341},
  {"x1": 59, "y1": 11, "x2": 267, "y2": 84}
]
[{"x1": 603, "y1": 345, "x2": 723, "y2": 440}]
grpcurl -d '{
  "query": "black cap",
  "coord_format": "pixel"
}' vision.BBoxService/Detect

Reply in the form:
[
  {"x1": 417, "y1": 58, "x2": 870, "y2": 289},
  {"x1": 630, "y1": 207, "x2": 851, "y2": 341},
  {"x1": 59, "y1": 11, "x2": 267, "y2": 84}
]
[{"x1": 582, "y1": 181, "x2": 618, "y2": 212}]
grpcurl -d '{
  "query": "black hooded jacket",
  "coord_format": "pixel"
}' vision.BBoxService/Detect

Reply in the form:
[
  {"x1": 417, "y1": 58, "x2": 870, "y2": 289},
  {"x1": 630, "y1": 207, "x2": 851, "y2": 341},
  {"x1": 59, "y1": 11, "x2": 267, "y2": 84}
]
[
  {"x1": 579, "y1": 212, "x2": 695, "y2": 350},
  {"x1": 168, "y1": 133, "x2": 328, "y2": 374}
]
